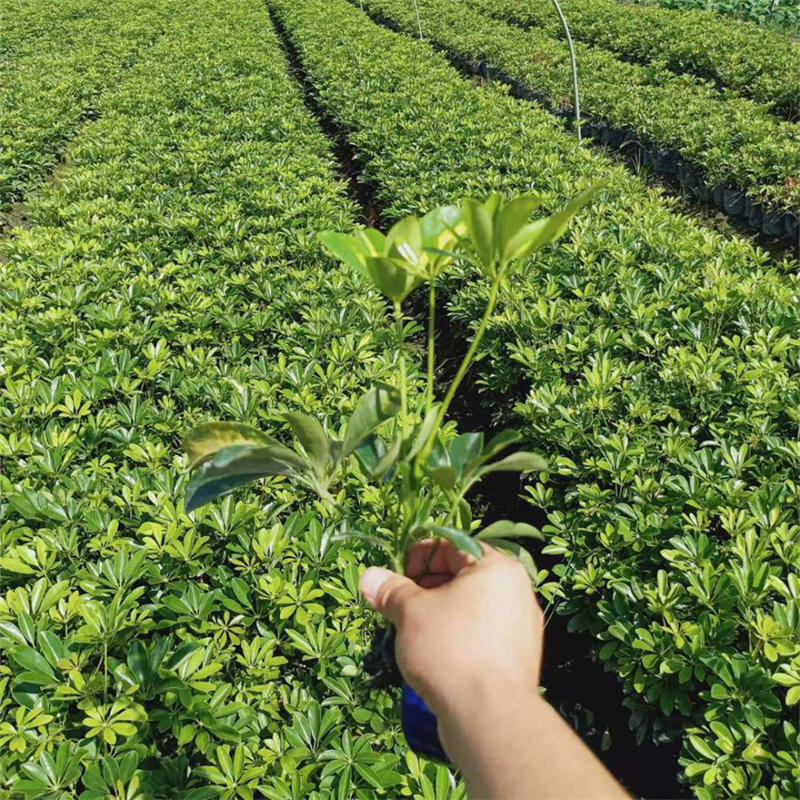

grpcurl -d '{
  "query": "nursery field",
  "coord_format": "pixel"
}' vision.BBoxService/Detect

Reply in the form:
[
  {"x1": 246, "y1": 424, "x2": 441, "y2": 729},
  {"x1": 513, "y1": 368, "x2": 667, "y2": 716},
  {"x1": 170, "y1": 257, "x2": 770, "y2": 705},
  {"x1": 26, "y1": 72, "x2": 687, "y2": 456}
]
[{"x1": 0, "y1": 0, "x2": 798, "y2": 799}]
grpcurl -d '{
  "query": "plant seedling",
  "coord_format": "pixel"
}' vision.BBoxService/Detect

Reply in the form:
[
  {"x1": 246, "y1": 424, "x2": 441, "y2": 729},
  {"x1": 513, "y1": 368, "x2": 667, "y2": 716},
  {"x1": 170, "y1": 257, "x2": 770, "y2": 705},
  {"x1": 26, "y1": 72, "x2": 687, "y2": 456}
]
[{"x1": 182, "y1": 187, "x2": 602, "y2": 574}]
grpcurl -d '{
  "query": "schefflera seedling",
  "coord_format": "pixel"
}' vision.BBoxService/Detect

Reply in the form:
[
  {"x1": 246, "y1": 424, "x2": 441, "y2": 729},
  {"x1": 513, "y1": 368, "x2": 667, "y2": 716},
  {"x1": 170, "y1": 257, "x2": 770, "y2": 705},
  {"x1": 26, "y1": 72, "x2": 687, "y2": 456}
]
[{"x1": 181, "y1": 186, "x2": 602, "y2": 760}]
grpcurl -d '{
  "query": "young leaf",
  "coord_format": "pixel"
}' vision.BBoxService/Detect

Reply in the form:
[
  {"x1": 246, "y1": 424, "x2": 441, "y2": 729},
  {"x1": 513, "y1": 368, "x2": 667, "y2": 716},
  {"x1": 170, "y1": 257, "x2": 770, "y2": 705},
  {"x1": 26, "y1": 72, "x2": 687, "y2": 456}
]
[
  {"x1": 373, "y1": 435, "x2": 403, "y2": 479},
  {"x1": 479, "y1": 451, "x2": 548, "y2": 475},
  {"x1": 184, "y1": 422, "x2": 280, "y2": 469},
  {"x1": 365, "y1": 256, "x2": 423, "y2": 302},
  {"x1": 185, "y1": 444, "x2": 308, "y2": 512},
  {"x1": 342, "y1": 384, "x2": 402, "y2": 456},
  {"x1": 407, "y1": 405, "x2": 441, "y2": 460},
  {"x1": 449, "y1": 432, "x2": 484, "y2": 477},
  {"x1": 476, "y1": 520, "x2": 543, "y2": 541},
  {"x1": 318, "y1": 231, "x2": 368, "y2": 275},
  {"x1": 386, "y1": 215, "x2": 423, "y2": 267},
  {"x1": 354, "y1": 435, "x2": 386, "y2": 477},
  {"x1": 506, "y1": 183, "x2": 606, "y2": 266},
  {"x1": 481, "y1": 429, "x2": 523, "y2": 460},
  {"x1": 426, "y1": 526, "x2": 483, "y2": 559},
  {"x1": 497, "y1": 194, "x2": 542, "y2": 262},
  {"x1": 462, "y1": 197, "x2": 495, "y2": 273},
  {"x1": 284, "y1": 412, "x2": 332, "y2": 476}
]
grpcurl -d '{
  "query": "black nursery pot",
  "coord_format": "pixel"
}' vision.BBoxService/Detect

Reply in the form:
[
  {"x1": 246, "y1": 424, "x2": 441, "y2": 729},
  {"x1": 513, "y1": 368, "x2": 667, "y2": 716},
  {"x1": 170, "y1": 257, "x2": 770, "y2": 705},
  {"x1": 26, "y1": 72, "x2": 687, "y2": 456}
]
[
  {"x1": 365, "y1": 626, "x2": 450, "y2": 764},
  {"x1": 722, "y1": 188, "x2": 746, "y2": 218},
  {"x1": 745, "y1": 196, "x2": 763, "y2": 230},
  {"x1": 677, "y1": 162, "x2": 698, "y2": 188},
  {"x1": 695, "y1": 182, "x2": 712, "y2": 203},
  {"x1": 786, "y1": 214, "x2": 799, "y2": 244},
  {"x1": 653, "y1": 148, "x2": 679, "y2": 175},
  {"x1": 762, "y1": 210, "x2": 787, "y2": 238}
]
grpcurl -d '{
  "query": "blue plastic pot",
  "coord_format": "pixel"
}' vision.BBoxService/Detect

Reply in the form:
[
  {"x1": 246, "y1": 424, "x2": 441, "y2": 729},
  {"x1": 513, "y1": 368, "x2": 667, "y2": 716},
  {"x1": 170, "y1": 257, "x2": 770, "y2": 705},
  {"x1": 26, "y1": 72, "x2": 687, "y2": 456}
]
[{"x1": 401, "y1": 684, "x2": 450, "y2": 764}]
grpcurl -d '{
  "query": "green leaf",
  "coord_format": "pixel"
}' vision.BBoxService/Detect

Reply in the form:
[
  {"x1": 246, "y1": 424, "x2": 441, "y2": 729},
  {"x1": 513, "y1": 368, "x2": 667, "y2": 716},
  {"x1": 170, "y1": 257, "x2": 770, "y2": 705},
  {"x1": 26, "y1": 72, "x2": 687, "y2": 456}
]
[
  {"x1": 426, "y1": 526, "x2": 483, "y2": 559},
  {"x1": 420, "y1": 204, "x2": 463, "y2": 245},
  {"x1": 450, "y1": 432, "x2": 484, "y2": 477},
  {"x1": 689, "y1": 735, "x2": 718, "y2": 761},
  {"x1": 407, "y1": 405, "x2": 441, "y2": 460},
  {"x1": 373, "y1": 435, "x2": 402, "y2": 479},
  {"x1": 479, "y1": 451, "x2": 548, "y2": 474},
  {"x1": 386, "y1": 215, "x2": 423, "y2": 268},
  {"x1": 284, "y1": 412, "x2": 332, "y2": 476},
  {"x1": 365, "y1": 256, "x2": 422, "y2": 302},
  {"x1": 427, "y1": 465, "x2": 458, "y2": 491},
  {"x1": 185, "y1": 443, "x2": 308, "y2": 512},
  {"x1": 184, "y1": 422, "x2": 279, "y2": 469},
  {"x1": 353, "y1": 435, "x2": 386, "y2": 477},
  {"x1": 480, "y1": 429, "x2": 522, "y2": 459},
  {"x1": 318, "y1": 231, "x2": 368, "y2": 275},
  {"x1": 506, "y1": 182, "x2": 606, "y2": 265},
  {"x1": 497, "y1": 194, "x2": 542, "y2": 262},
  {"x1": 10, "y1": 646, "x2": 55, "y2": 682},
  {"x1": 462, "y1": 197, "x2": 495, "y2": 273},
  {"x1": 476, "y1": 520, "x2": 542, "y2": 541},
  {"x1": 343, "y1": 384, "x2": 401, "y2": 456},
  {"x1": 0, "y1": 620, "x2": 27, "y2": 646}
]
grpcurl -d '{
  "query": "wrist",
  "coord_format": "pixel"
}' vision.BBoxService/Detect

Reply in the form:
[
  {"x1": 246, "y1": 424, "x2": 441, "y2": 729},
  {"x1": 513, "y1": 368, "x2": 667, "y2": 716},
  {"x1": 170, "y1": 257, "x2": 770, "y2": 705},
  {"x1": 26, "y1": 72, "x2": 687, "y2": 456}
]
[{"x1": 434, "y1": 670, "x2": 542, "y2": 730}]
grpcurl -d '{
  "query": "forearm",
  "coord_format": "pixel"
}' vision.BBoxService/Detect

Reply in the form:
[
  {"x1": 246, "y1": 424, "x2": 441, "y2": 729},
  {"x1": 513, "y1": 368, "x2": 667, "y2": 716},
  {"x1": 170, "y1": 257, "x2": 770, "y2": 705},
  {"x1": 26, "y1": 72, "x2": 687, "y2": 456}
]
[{"x1": 438, "y1": 678, "x2": 630, "y2": 800}]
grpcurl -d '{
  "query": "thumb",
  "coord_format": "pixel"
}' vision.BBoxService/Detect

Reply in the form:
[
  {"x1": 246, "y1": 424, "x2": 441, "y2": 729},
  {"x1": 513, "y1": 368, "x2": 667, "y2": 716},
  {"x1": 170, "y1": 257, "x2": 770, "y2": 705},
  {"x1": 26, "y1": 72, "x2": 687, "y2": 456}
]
[{"x1": 360, "y1": 567, "x2": 421, "y2": 626}]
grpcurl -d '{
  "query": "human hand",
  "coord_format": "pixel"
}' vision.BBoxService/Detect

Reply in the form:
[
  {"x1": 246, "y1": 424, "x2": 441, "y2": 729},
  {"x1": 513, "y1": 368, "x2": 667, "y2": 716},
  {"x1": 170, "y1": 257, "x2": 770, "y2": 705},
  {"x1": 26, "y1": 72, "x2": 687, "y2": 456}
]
[{"x1": 359, "y1": 539, "x2": 543, "y2": 720}]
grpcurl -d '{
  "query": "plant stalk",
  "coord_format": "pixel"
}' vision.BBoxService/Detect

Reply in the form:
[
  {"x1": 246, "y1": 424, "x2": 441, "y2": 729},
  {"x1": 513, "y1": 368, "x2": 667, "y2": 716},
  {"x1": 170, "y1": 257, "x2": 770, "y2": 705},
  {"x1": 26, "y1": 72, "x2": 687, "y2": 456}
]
[
  {"x1": 418, "y1": 267, "x2": 504, "y2": 461},
  {"x1": 394, "y1": 302, "x2": 408, "y2": 438},
  {"x1": 426, "y1": 280, "x2": 436, "y2": 412}
]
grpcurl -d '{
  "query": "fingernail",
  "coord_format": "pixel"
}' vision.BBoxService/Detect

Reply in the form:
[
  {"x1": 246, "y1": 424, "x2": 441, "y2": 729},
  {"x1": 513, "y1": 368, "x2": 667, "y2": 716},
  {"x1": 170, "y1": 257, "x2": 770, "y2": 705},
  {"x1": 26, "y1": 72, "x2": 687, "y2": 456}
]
[{"x1": 360, "y1": 567, "x2": 390, "y2": 604}]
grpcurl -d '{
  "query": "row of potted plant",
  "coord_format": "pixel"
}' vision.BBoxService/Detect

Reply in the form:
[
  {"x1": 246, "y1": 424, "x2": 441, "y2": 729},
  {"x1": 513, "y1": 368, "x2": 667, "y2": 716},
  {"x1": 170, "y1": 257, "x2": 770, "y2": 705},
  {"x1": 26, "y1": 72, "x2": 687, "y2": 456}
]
[
  {"x1": 269, "y1": 0, "x2": 800, "y2": 797},
  {"x1": 650, "y1": 0, "x2": 800, "y2": 34},
  {"x1": 1, "y1": 0, "x2": 174, "y2": 217},
  {"x1": 473, "y1": 0, "x2": 799, "y2": 119},
  {"x1": 359, "y1": 0, "x2": 800, "y2": 230}
]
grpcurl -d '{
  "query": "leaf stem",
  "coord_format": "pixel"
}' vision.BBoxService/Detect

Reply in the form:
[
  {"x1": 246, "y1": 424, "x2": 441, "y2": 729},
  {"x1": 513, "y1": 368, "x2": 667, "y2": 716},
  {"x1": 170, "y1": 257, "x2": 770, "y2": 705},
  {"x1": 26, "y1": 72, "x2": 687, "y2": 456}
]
[
  {"x1": 426, "y1": 280, "x2": 436, "y2": 413},
  {"x1": 418, "y1": 267, "x2": 505, "y2": 461},
  {"x1": 394, "y1": 302, "x2": 408, "y2": 439}
]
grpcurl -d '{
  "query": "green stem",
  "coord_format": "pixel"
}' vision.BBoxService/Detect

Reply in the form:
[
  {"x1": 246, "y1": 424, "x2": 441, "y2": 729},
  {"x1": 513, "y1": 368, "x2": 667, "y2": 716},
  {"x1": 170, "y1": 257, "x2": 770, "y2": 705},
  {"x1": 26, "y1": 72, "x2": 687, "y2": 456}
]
[
  {"x1": 394, "y1": 301, "x2": 408, "y2": 438},
  {"x1": 418, "y1": 268, "x2": 505, "y2": 461},
  {"x1": 426, "y1": 280, "x2": 436, "y2": 412}
]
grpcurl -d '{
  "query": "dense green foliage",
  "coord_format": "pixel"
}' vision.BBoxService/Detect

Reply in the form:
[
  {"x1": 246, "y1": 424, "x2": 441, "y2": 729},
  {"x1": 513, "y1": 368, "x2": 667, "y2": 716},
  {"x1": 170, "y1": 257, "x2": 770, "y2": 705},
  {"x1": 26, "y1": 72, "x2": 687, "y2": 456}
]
[
  {"x1": 640, "y1": 0, "x2": 800, "y2": 33},
  {"x1": 362, "y1": 0, "x2": 800, "y2": 217},
  {"x1": 270, "y1": 0, "x2": 800, "y2": 796},
  {"x1": 473, "y1": 0, "x2": 800, "y2": 118},
  {"x1": 0, "y1": 0, "x2": 174, "y2": 217},
  {"x1": 0, "y1": 1, "x2": 467, "y2": 797},
  {"x1": 3, "y1": 0, "x2": 799, "y2": 798}
]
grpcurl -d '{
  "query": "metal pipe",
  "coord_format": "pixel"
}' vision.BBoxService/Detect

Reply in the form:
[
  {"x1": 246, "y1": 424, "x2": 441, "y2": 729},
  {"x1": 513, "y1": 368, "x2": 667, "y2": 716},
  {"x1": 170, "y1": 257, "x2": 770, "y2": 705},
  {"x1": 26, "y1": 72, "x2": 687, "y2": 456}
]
[
  {"x1": 548, "y1": 0, "x2": 582, "y2": 142},
  {"x1": 411, "y1": 0, "x2": 424, "y2": 38}
]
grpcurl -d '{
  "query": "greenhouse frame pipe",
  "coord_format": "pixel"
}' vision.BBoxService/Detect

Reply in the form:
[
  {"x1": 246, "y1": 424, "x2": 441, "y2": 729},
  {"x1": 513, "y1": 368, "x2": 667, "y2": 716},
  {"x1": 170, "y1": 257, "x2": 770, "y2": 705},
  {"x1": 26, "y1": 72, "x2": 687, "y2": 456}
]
[
  {"x1": 411, "y1": 0, "x2": 424, "y2": 38},
  {"x1": 548, "y1": 0, "x2": 582, "y2": 142}
]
